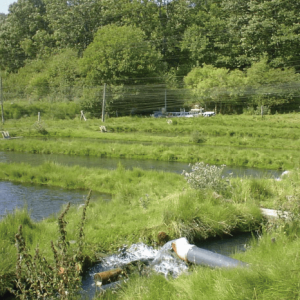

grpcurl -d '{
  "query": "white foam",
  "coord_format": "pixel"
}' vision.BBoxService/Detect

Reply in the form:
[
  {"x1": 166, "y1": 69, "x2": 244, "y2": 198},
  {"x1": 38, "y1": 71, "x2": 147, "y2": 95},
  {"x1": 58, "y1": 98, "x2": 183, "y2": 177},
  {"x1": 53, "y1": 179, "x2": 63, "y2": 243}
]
[{"x1": 101, "y1": 242, "x2": 188, "y2": 278}]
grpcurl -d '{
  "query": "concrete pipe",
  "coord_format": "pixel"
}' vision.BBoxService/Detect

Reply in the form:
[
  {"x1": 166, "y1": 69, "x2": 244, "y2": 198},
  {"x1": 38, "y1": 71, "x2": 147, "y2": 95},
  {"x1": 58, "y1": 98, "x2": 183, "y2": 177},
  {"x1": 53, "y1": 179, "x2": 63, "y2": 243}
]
[{"x1": 172, "y1": 237, "x2": 247, "y2": 268}]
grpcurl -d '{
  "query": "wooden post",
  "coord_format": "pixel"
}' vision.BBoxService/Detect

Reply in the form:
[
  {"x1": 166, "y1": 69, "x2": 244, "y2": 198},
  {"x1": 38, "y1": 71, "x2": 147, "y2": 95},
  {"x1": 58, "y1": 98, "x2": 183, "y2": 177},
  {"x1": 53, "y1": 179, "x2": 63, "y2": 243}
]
[
  {"x1": 38, "y1": 112, "x2": 40, "y2": 122},
  {"x1": 102, "y1": 83, "x2": 106, "y2": 122},
  {"x1": 261, "y1": 105, "x2": 263, "y2": 118},
  {"x1": 0, "y1": 77, "x2": 4, "y2": 125}
]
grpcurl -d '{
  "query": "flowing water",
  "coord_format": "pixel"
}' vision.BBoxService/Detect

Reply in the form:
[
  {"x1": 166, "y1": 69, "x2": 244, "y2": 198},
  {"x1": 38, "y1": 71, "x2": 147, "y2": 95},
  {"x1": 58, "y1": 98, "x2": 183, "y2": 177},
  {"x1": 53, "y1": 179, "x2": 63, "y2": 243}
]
[{"x1": 81, "y1": 232, "x2": 253, "y2": 299}]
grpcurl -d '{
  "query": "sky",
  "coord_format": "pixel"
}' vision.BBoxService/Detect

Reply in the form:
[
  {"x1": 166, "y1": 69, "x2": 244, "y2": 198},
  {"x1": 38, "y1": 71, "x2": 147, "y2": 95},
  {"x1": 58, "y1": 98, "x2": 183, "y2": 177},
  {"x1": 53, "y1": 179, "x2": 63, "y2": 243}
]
[{"x1": 0, "y1": 0, "x2": 16, "y2": 14}]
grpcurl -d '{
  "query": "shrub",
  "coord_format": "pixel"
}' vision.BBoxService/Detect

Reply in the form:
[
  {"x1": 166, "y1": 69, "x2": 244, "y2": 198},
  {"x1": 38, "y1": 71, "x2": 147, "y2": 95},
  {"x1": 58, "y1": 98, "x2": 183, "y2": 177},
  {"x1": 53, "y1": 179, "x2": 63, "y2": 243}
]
[{"x1": 182, "y1": 162, "x2": 227, "y2": 192}]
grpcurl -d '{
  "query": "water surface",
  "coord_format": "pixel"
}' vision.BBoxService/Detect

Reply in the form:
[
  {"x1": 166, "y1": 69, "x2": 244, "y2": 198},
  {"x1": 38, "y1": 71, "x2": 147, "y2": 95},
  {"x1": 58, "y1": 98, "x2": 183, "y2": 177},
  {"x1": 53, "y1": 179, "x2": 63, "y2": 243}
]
[
  {"x1": 0, "y1": 151, "x2": 283, "y2": 178},
  {"x1": 0, "y1": 150, "x2": 283, "y2": 220},
  {"x1": 0, "y1": 181, "x2": 111, "y2": 221}
]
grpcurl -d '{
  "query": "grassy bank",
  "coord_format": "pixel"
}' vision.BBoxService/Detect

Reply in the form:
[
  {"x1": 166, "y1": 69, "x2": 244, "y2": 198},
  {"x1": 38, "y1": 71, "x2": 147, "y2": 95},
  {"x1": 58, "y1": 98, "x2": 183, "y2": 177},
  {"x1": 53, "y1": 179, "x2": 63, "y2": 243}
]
[
  {"x1": 0, "y1": 161, "x2": 296, "y2": 210},
  {"x1": 1, "y1": 165, "x2": 299, "y2": 299},
  {"x1": 0, "y1": 137, "x2": 296, "y2": 170},
  {"x1": 1, "y1": 113, "x2": 300, "y2": 169},
  {"x1": 1, "y1": 163, "x2": 299, "y2": 295}
]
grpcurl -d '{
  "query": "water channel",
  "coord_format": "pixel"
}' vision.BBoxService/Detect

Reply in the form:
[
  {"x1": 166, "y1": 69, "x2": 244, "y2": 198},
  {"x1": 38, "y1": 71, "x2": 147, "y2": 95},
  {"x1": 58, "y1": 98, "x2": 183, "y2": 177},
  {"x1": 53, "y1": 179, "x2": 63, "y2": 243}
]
[
  {"x1": 0, "y1": 150, "x2": 283, "y2": 177},
  {"x1": 0, "y1": 150, "x2": 283, "y2": 220}
]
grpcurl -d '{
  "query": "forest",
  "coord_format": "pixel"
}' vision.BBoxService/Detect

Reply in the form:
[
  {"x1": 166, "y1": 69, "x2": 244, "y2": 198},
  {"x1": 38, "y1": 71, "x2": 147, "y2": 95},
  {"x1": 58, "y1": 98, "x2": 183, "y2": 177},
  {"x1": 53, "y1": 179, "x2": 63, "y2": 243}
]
[{"x1": 1, "y1": 0, "x2": 300, "y2": 116}]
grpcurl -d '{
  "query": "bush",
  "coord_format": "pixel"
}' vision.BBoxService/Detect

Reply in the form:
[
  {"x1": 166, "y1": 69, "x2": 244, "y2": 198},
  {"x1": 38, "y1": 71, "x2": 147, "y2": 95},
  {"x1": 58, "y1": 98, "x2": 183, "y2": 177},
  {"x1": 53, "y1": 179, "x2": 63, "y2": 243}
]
[{"x1": 182, "y1": 162, "x2": 228, "y2": 192}]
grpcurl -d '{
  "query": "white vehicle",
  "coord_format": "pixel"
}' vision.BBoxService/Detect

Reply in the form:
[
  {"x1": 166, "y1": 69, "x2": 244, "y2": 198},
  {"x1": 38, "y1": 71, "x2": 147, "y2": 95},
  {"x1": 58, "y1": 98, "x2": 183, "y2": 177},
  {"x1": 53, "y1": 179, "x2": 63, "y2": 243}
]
[{"x1": 202, "y1": 111, "x2": 215, "y2": 117}]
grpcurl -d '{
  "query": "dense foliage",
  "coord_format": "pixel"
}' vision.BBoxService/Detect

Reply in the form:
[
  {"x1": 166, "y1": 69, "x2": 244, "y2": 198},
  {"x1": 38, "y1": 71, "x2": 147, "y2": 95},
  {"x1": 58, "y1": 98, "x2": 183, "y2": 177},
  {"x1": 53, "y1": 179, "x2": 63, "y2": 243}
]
[{"x1": 1, "y1": 0, "x2": 300, "y2": 114}]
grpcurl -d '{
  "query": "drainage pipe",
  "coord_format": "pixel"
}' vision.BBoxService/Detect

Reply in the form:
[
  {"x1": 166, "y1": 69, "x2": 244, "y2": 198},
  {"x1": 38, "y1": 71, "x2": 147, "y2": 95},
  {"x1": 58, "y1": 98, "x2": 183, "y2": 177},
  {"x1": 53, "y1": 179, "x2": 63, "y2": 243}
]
[{"x1": 172, "y1": 237, "x2": 247, "y2": 268}]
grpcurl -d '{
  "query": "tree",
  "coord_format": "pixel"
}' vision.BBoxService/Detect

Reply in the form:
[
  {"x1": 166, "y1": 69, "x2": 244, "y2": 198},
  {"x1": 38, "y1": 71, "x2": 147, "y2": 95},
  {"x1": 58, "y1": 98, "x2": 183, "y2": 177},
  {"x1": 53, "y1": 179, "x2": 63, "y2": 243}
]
[
  {"x1": 245, "y1": 57, "x2": 300, "y2": 109},
  {"x1": 223, "y1": 0, "x2": 300, "y2": 69},
  {"x1": 46, "y1": 49, "x2": 81, "y2": 100},
  {"x1": 184, "y1": 64, "x2": 246, "y2": 113},
  {"x1": 79, "y1": 24, "x2": 163, "y2": 115},
  {"x1": 80, "y1": 24, "x2": 163, "y2": 85},
  {"x1": 0, "y1": 0, "x2": 50, "y2": 71},
  {"x1": 0, "y1": 13, "x2": 6, "y2": 23},
  {"x1": 44, "y1": 0, "x2": 104, "y2": 52},
  {"x1": 181, "y1": 2, "x2": 236, "y2": 69},
  {"x1": 184, "y1": 59, "x2": 300, "y2": 114}
]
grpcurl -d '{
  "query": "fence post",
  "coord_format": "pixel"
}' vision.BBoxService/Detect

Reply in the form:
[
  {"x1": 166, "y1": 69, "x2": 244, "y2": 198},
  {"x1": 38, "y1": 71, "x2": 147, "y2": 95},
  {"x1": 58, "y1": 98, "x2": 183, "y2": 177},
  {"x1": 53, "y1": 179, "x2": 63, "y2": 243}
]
[{"x1": 38, "y1": 112, "x2": 40, "y2": 122}]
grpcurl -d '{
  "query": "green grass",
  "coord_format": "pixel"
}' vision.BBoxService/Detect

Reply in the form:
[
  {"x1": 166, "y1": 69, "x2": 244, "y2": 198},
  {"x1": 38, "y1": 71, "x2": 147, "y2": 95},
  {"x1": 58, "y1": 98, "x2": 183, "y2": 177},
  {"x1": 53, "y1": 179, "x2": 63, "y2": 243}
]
[
  {"x1": 1, "y1": 108, "x2": 300, "y2": 298},
  {"x1": 0, "y1": 136, "x2": 297, "y2": 169},
  {"x1": 1, "y1": 113, "x2": 300, "y2": 169},
  {"x1": 0, "y1": 162, "x2": 270, "y2": 297},
  {"x1": 0, "y1": 162, "x2": 185, "y2": 195},
  {"x1": 0, "y1": 168, "x2": 298, "y2": 298}
]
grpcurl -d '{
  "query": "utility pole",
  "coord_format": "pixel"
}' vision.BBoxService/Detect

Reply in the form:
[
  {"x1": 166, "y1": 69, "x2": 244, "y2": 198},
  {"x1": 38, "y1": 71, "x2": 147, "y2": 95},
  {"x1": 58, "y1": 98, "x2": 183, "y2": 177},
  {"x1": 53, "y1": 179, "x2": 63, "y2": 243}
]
[
  {"x1": 0, "y1": 77, "x2": 4, "y2": 125},
  {"x1": 165, "y1": 89, "x2": 167, "y2": 112},
  {"x1": 102, "y1": 83, "x2": 106, "y2": 122}
]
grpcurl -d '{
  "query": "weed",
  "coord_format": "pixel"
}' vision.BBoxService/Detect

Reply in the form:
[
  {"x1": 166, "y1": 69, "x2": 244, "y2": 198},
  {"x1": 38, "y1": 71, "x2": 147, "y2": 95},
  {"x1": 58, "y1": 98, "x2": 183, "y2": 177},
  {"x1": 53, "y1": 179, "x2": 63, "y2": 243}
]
[{"x1": 9, "y1": 191, "x2": 91, "y2": 299}]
